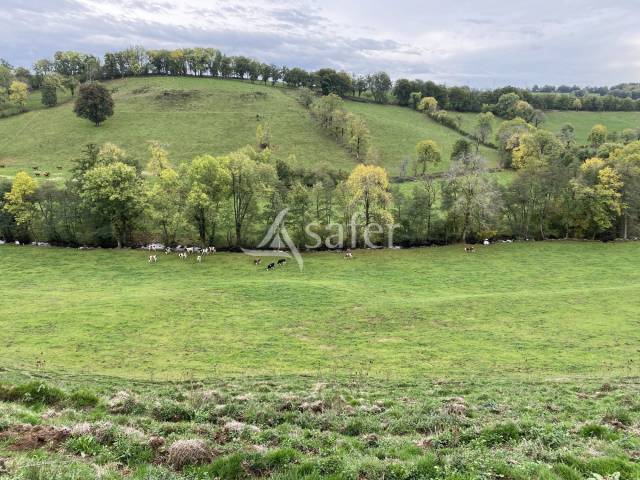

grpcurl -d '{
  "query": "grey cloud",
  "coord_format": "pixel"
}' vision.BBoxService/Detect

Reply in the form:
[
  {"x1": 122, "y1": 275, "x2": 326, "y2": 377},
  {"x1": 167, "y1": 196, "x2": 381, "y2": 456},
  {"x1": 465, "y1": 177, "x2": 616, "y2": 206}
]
[{"x1": 1, "y1": 0, "x2": 639, "y2": 87}]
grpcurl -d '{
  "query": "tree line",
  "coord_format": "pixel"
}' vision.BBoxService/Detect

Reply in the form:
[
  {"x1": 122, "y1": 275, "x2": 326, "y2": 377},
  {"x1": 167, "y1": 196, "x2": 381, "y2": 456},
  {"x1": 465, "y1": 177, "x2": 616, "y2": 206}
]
[
  {"x1": 3, "y1": 113, "x2": 640, "y2": 248},
  {"x1": 2, "y1": 47, "x2": 640, "y2": 115}
]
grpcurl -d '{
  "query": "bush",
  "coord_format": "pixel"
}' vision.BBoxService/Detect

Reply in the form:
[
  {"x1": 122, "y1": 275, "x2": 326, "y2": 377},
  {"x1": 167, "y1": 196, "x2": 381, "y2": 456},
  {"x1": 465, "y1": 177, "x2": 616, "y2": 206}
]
[
  {"x1": 478, "y1": 421, "x2": 526, "y2": 446},
  {"x1": 151, "y1": 401, "x2": 195, "y2": 422},
  {"x1": 1, "y1": 382, "x2": 66, "y2": 405},
  {"x1": 112, "y1": 435, "x2": 154, "y2": 466},
  {"x1": 65, "y1": 435, "x2": 102, "y2": 456},
  {"x1": 69, "y1": 389, "x2": 99, "y2": 408},
  {"x1": 579, "y1": 423, "x2": 618, "y2": 440}
]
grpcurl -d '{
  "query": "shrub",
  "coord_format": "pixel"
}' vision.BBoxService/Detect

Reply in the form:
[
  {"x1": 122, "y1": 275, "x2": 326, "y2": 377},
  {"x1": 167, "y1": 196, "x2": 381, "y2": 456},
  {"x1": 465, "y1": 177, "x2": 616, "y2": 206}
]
[
  {"x1": 112, "y1": 435, "x2": 154, "y2": 466},
  {"x1": 4, "y1": 382, "x2": 67, "y2": 405},
  {"x1": 479, "y1": 421, "x2": 525, "y2": 446},
  {"x1": 69, "y1": 389, "x2": 99, "y2": 408},
  {"x1": 65, "y1": 435, "x2": 102, "y2": 456},
  {"x1": 151, "y1": 401, "x2": 195, "y2": 422},
  {"x1": 579, "y1": 423, "x2": 617, "y2": 440}
]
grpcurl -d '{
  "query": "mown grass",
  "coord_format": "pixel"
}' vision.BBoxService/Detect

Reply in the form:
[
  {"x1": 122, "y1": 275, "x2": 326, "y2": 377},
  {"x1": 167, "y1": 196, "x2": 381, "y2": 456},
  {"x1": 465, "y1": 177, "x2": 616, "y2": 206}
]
[
  {"x1": 344, "y1": 102, "x2": 500, "y2": 175},
  {"x1": 0, "y1": 77, "x2": 354, "y2": 180},
  {"x1": 1, "y1": 242, "x2": 639, "y2": 381},
  {"x1": 0, "y1": 373, "x2": 638, "y2": 479}
]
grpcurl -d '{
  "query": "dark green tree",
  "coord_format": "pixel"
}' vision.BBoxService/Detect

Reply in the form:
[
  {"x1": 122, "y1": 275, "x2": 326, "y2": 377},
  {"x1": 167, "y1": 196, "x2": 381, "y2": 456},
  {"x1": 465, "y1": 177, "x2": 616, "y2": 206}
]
[{"x1": 73, "y1": 82, "x2": 114, "y2": 126}]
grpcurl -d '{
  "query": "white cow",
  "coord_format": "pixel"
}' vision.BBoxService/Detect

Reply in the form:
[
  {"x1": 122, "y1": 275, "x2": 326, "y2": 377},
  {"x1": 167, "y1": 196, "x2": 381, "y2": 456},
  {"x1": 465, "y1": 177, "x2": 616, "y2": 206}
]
[
  {"x1": 148, "y1": 255, "x2": 158, "y2": 263},
  {"x1": 197, "y1": 255, "x2": 202, "y2": 263}
]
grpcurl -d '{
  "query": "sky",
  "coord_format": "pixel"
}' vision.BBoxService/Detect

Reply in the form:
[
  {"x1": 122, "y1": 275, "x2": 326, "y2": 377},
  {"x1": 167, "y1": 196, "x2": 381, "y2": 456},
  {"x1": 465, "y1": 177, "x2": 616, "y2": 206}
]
[{"x1": 1, "y1": 0, "x2": 639, "y2": 88}]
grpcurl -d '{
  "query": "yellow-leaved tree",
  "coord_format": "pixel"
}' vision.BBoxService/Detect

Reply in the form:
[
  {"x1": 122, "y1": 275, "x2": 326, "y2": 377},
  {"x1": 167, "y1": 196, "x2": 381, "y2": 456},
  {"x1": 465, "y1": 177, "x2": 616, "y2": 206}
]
[
  {"x1": 9, "y1": 81, "x2": 28, "y2": 111},
  {"x1": 346, "y1": 164, "x2": 393, "y2": 229},
  {"x1": 3, "y1": 171, "x2": 38, "y2": 237},
  {"x1": 147, "y1": 141, "x2": 171, "y2": 175}
]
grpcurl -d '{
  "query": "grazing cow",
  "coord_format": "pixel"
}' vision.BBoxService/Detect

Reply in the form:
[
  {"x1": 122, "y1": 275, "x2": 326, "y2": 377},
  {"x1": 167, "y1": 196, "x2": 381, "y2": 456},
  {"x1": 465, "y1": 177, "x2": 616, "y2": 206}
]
[
  {"x1": 197, "y1": 255, "x2": 202, "y2": 263},
  {"x1": 186, "y1": 247, "x2": 194, "y2": 254},
  {"x1": 464, "y1": 246, "x2": 475, "y2": 253},
  {"x1": 43, "y1": 172, "x2": 50, "y2": 177},
  {"x1": 56, "y1": 166, "x2": 63, "y2": 170},
  {"x1": 148, "y1": 255, "x2": 158, "y2": 263},
  {"x1": 15, "y1": 240, "x2": 20, "y2": 245},
  {"x1": 35, "y1": 172, "x2": 41, "y2": 177},
  {"x1": 483, "y1": 238, "x2": 490, "y2": 246},
  {"x1": 266, "y1": 262, "x2": 276, "y2": 271},
  {"x1": 165, "y1": 247, "x2": 171, "y2": 254},
  {"x1": 254, "y1": 258, "x2": 261, "y2": 266},
  {"x1": 277, "y1": 258, "x2": 287, "y2": 266},
  {"x1": 32, "y1": 166, "x2": 39, "y2": 171}
]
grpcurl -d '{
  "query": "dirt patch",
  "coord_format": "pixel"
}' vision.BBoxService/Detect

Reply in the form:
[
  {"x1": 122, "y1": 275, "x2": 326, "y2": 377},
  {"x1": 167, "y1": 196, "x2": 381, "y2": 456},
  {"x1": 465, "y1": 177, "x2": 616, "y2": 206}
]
[
  {"x1": 131, "y1": 86, "x2": 151, "y2": 95},
  {"x1": 0, "y1": 424, "x2": 70, "y2": 451},
  {"x1": 154, "y1": 89, "x2": 201, "y2": 104},
  {"x1": 239, "y1": 91, "x2": 268, "y2": 101}
]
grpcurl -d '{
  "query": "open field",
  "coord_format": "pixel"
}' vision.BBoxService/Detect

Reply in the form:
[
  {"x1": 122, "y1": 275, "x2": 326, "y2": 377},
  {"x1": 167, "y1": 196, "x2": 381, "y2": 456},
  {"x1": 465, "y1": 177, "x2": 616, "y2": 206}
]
[
  {"x1": 0, "y1": 77, "x2": 354, "y2": 180},
  {"x1": 344, "y1": 102, "x2": 500, "y2": 175},
  {"x1": 458, "y1": 111, "x2": 640, "y2": 145},
  {"x1": 1, "y1": 242, "x2": 639, "y2": 381}
]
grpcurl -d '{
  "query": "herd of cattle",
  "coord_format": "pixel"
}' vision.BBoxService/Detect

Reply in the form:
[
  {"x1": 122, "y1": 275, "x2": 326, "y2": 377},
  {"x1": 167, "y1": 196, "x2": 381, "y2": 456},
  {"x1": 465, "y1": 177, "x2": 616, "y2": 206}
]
[
  {"x1": 146, "y1": 244, "x2": 293, "y2": 270},
  {"x1": 145, "y1": 244, "x2": 355, "y2": 269}
]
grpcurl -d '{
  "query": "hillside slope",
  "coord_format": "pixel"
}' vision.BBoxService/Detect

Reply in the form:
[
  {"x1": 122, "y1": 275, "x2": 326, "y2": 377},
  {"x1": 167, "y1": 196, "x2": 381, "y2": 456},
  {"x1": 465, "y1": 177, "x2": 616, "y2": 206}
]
[
  {"x1": 345, "y1": 101, "x2": 501, "y2": 174},
  {"x1": 0, "y1": 77, "x2": 355, "y2": 180},
  {"x1": 458, "y1": 111, "x2": 640, "y2": 145},
  {"x1": 1, "y1": 78, "x2": 508, "y2": 181}
]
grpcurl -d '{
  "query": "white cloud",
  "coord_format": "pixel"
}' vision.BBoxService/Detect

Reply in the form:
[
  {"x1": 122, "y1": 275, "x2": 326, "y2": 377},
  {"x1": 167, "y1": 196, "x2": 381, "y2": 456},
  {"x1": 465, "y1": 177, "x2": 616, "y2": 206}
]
[{"x1": 1, "y1": 0, "x2": 639, "y2": 87}]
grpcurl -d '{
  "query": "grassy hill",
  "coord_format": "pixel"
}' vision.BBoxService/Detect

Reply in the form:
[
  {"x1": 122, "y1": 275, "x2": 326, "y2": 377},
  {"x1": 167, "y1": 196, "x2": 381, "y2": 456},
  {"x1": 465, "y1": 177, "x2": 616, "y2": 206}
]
[
  {"x1": 0, "y1": 77, "x2": 355, "y2": 181},
  {"x1": 1, "y1": 78, "x2": 503, "y2": 182},
  {"x1": 1, "y1": 241, "x2": 638, "y2": 381},
  {"x1": 345, "y1": 102, "x2": 500, "y2": 174}
]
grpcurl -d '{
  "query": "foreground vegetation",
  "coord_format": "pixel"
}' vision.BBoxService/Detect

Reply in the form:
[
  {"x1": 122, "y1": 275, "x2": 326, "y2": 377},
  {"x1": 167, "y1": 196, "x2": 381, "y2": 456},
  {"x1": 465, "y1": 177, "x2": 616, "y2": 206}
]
[
  {"x1": 1, "y1": 243, "x2": 639, "y2": 380},
  {"x1": 0, "y1": 372, "x2": 639, "y2": 480}
]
